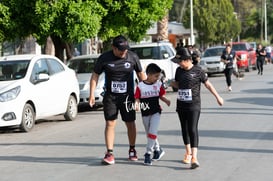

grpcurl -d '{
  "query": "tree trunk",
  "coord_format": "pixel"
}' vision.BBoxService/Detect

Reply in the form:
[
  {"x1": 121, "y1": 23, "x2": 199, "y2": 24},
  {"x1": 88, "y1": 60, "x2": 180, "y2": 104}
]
[
  {"x1": 156, "y1": 13, "x2": 169, "y2": 41},
  {"x1": 15, "y1": 39, "x2": 24, "y2": 54},
  {"x1": 51, "y1": 35, "x2": 65, "y2": 62},
  {"x1": 44, "y1": 36, "x2": 55, "y2": 55},
  {"x1": 65, "y1": 43, "x2": 73, "y2": 62}
]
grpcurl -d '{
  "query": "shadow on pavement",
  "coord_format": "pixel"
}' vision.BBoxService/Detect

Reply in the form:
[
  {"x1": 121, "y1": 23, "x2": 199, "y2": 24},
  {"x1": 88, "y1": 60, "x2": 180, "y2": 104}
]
[{"x1": 227, "y1": 97, "x2": 273, "y2": 107}]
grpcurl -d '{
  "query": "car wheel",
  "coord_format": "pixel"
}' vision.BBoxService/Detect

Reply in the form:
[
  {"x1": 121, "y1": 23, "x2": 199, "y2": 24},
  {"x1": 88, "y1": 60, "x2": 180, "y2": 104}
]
[
  {"x1": 64, "y1": 95, "x2": 78, "y2": 121},
  {"x1": 20, "y1": 103, "x2": 35, "y2": 132}
]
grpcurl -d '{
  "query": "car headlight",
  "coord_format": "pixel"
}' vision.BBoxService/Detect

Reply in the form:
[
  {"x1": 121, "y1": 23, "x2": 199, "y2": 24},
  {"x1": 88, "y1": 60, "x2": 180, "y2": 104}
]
[{"x1": 0, "y1": 86, "x2": 21, "y2": 102}]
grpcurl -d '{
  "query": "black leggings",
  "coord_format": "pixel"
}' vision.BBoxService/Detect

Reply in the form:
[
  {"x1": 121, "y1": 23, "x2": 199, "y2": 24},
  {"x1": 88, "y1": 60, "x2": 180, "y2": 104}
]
[
  {"x1": 257, "y1": 58, "x2": 264, "y2": 73},
  {"x1": 224, "y1": 68, "x2": 233, "y2": 86},
  {"x1": 177, "y1": 110, "x2": 201, "y2": 148}
]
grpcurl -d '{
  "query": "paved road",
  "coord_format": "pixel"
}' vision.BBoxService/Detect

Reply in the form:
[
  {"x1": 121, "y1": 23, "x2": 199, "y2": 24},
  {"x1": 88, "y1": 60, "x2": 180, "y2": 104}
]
[{"x1": 0, "y1": 64, "x2": 273, "y2": 181}]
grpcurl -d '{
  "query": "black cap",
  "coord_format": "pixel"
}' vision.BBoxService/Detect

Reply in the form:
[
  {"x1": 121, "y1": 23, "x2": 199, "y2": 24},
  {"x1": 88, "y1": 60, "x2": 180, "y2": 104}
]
[
  {"x1": 171, "y1": 47, "x2": 192, "y2": 63},
  {"x1": 112, "y1": 35, "x2": 130, "y2": 51}
]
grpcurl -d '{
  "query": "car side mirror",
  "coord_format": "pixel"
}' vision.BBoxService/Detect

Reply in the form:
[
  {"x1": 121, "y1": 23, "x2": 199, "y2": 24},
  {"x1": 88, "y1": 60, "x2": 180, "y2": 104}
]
[
  {"x1": 34, "y1": 73, "x2": 49, "y2": 84},
  {"x1": 163, "y1": 53, "x2": 169, "y2": 59}
]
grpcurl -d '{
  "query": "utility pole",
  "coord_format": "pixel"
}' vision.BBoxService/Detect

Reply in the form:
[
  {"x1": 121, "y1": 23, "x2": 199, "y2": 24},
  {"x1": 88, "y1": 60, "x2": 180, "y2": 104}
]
[
  {"x1": 261, "y1": 0, "x2": 264, "y2": 42},
  {"x1": 264, "y1": 0, "x2": 268, "y2": 43},
  {"x1": 190, "y1": 0, "x2": 194, "y2": 45}
]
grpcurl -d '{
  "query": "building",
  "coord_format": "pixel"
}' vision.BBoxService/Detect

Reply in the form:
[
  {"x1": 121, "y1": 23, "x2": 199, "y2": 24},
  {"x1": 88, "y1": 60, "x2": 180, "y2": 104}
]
[{"x1": 144, "y1": 21, "x2": 197, "y2": 48}]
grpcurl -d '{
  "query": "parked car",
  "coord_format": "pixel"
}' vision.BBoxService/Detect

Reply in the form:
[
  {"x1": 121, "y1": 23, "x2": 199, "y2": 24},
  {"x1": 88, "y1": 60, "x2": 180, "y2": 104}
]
[
  {"x1": 0, "y1": 54, "x2": 79, "y2": 132},
  {"x1": 67, "y1": 54, "x2": 105, "y2": 107},
  {"x1": 199, "y1": 46, "x2": 225, "y2": 75},
  {"x1": 232, "y1": 42, "x2": 257, "y2": 72},
  {"x1": 130, "y1": 41, "x2": 178, "y2": 90}
]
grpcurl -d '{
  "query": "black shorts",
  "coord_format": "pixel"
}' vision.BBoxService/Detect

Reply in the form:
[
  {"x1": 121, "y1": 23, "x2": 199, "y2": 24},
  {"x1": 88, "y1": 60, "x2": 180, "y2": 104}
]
[{"x1": 103, "y1": 93, "x2": 136, "y2": 122}]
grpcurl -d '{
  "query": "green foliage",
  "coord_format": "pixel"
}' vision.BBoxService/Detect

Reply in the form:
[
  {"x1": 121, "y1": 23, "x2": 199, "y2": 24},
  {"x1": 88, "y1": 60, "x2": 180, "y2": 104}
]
[
  {"x1": 35, "y1": 0, "x2": 106, "y2": 44},
  {"x1": 1, "y1": 0, "x2": 173, "y2": 56},
  {"x1": 1, "y1": 0, "x2": 38, "y2": 41},
  {"x1": 242, "y1": 10, "x2": 261, "y2": 40},
  {"x1": 0, "y1": 3, "x2": 11, "y2": 41},
  {"x1": 97, "y1": 0, "x2": 173, "y2": 42},
  {"x1": 183, "y1": 0, "x2": 240, "y2": 44}
]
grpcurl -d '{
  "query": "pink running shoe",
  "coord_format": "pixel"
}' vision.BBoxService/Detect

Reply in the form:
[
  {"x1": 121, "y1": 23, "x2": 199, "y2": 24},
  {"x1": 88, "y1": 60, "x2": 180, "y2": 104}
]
[
  {"x1": 128, "y1": 148, "x2": 138, "y2": 161},
  {"x1": 102, "y1": 152, "x2": 115, "y2": 165}
]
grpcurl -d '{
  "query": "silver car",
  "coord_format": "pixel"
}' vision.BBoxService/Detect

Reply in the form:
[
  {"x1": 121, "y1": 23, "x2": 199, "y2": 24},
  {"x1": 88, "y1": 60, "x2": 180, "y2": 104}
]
[
  {"x1": 200, "y1": 46, "x2": 226, "y2": 75},
  {"x1": 67, "y1": 54, "x2": 105, "y2": 107}
]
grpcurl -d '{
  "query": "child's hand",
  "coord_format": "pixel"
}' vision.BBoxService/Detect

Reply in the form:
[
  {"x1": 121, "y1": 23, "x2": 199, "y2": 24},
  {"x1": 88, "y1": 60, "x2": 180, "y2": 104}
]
[{"x1": 135, "y1": 102, "x2": 140, "y2": 111}]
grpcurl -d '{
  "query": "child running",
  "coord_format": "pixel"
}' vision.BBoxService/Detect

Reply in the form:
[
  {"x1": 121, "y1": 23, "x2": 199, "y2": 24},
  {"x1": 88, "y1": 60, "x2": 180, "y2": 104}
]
[{"x1": 134, "y1": 63, "x2": 171, "y2": 165}]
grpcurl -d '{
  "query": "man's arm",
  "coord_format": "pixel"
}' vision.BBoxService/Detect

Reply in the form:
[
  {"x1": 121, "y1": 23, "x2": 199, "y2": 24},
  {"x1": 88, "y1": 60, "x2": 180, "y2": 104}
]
[
  {"x1": 89, "y1": 72, "x2": 99, "y2": 107},
  {"x1": 136, "y1": 71, "x2": 146, "y2": 82}
]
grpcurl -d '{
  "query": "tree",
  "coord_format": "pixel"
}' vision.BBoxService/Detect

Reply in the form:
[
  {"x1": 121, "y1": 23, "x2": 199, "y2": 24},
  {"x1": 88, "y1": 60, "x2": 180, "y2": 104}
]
[
  {"x1": 97, "y1": 0, "x2": 173, "y2": 42},
  {"x1": 1, "y1": 0, "x2": 173, "y2": 61},
  {"x1": 35, "y1": 0, "x2": 106, "y2": 60},
  {"x1": 230, "y1": 0, "x2": 260, "y2": 42},
  {"x1": 235, "y1": 0, "x2": 273, "y2": 43},
  {"x1": 1, "y1": 0, "x2": 40, "y2": 52},
  {"x1": 169, "y1": 0, "x2": 188, "y2": 22},
  {"x1": 1, "y1": 0, "x2": 105, "y2": 60},
  {"x1": 181, "y1": 0, "x2": 241, "y2": 45},
  {"x1": 0, "y1": 3, "x2": 11, "y2": 42}
]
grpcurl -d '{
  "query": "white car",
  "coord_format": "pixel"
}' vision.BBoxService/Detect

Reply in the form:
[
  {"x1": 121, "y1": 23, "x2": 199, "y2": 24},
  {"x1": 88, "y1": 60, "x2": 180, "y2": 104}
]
[
  {"x1": 0, "y1": 54, "x2": 79, "y2": 132},
  {"x1": 200, "y1": 46, "x2": 226, "y2": 75},
  {"x1": 130, "y1": 41, "x2": 178, "y2": 90},
  {"x1": 67, "y1": 54, "x2": 105, "y2": 107}
]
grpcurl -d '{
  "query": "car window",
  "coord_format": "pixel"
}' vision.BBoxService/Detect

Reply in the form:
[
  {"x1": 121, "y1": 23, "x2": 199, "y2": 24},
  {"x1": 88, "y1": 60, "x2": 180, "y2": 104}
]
[
  {"x1": 203, "y1": 48, "x2": 224, "y2": 57},
  {"x1": 232, "y1": 44, "x2": 247, "y2": 51},
  {"x1": 47, "y1": 58, "x2": 65, "y2": 75},
  {"x1": 68, "y1": 58, "x2": 96, "y2": 73},
  {"x1": 131, "y1": 47, "x2": 160, "y2": 59},
  {"x1": 250, "y1": 43, "x2": 256, "y2": 50},
  {"x1": 164, "y1": 45, "x2": 175, "y2": 57},
  {"x1": 0, "y1": 60, "x2": 29, "y2": 81},
  {"x1": 31, "y1": 59, "x2": 49, "y2": 82},
  {"x1": 159, "y1": 46, "x2": 171, "y2": 59}
]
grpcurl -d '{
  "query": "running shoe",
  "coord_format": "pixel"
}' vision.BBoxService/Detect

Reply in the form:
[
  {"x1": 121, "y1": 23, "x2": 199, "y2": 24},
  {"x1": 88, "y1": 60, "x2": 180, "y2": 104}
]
[
  {"x1": 102, "y1": 152, "x2": 115, "y2": 165},
  {"x1": 128, "y1": 148, "x2": 138, "y2": 161},
  {"x1": 144, "y1": 153, "x2": 152, "y2": 165},
  {"x1": 152, "y1": 148, "x2": 165, "y2": 161},
  {"x1": 228, "y1": 86, "x2": 232, "y2": 91},
  {"x1": 182, "y1": 154, "x2": 192, "y2": 164},
  {"x1": 190, "y1": 158, "x2": 200, "y2": 169}
]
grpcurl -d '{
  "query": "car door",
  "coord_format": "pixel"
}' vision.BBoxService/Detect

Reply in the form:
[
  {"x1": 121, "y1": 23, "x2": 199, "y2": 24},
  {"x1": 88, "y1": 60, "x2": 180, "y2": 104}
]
[
  {"x1": 46, "y1": 58, "x2": 69, "y2": 114},
  {"x1": 29, "y1": 58, "x2": 56, "y2": 117}
]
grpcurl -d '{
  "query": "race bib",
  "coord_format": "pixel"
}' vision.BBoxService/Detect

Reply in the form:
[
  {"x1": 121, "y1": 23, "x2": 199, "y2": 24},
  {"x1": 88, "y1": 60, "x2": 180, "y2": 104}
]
[
  {"x1": 111, "y1": 81, "x2": 127, "y2": 93},
  {"x1": 177, "y1": 89, "x2": 192, "y2": 101}
]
